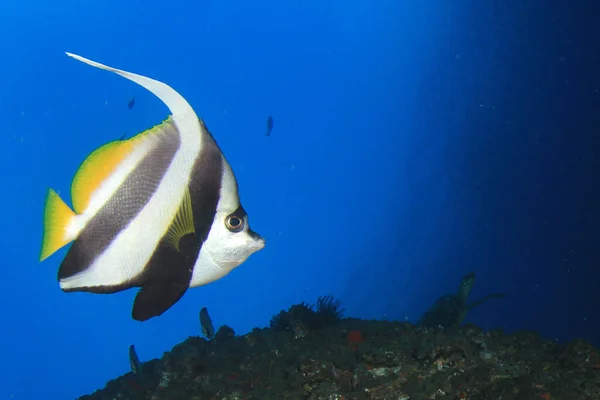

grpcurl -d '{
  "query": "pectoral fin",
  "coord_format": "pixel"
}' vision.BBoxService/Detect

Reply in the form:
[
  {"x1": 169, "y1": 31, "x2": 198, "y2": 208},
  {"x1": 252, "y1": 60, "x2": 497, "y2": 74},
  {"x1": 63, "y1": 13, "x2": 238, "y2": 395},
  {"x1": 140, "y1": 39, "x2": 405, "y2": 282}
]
[{"x1": 165, "y1": 187, "x2": 195, "y2": 251}]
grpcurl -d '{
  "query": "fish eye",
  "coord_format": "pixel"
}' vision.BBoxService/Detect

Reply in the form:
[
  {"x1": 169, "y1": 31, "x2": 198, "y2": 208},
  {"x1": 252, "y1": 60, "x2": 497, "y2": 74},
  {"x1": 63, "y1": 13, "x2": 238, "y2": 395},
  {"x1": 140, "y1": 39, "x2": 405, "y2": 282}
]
[{"x1": 225, "y1": 215, "x2": 244, "y2": 232}]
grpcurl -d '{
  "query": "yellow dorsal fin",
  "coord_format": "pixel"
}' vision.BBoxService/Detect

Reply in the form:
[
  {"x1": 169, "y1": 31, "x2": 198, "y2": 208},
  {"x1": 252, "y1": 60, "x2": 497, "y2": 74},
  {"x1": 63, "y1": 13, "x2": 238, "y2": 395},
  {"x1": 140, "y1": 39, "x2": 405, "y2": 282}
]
[
  {"x1": 40, "y1": 189, "x2": 76, "y2": 261},
  {"x1": 71, "y1": 140, "x2": 136, "y2": 214},
  {"x1": 165, "y1": 187, "x2": 195, "y2": 251},
  {"x1": 71, "y1": 118, "x2": 174, "y2": 214}
]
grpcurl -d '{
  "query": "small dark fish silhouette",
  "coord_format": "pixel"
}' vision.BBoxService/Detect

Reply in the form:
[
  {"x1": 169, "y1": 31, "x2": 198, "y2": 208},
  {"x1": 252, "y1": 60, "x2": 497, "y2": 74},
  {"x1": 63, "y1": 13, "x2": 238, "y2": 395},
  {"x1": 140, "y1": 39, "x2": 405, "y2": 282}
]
[
  {"x1": 199, "y1": 307, "x2": 215, "y2": 339},
  {"x1": 129, "y1": 344, "x2": 141, "y2": 375},
  {"x1": 266, "y1": 115, "x2": 273, "y2": 136},
  {"x1": 127, "y1": 97, "x2": 136, "y2": 110}
]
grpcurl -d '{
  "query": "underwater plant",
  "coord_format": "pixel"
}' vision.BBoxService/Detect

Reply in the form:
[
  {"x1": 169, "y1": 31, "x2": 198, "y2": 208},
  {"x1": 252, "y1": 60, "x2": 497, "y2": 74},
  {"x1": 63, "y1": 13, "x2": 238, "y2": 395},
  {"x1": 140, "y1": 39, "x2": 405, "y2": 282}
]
[
  {"x1": 269, "y1": 301, "x2": 313, "y2": 332},
  {"x1": 312, "y1": 295, "x2": 345, "y2": 329},
  {"x1": 269, "y1": 295, "x2": 344, "y2": 332}
]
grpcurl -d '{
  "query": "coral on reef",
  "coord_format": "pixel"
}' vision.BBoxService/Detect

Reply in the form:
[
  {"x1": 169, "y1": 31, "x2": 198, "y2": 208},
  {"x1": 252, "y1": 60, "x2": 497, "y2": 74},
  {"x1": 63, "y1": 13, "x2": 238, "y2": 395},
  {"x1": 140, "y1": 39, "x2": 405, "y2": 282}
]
[
  {"x1": 270, "y1": 295, "x2": 345, "y2": 334},
  {"x1": 419, "y1": 272, "x2": 504, "y2": 329},
  {"x1": 76, "y1": 296, "x2": 600, "y2": 400}
]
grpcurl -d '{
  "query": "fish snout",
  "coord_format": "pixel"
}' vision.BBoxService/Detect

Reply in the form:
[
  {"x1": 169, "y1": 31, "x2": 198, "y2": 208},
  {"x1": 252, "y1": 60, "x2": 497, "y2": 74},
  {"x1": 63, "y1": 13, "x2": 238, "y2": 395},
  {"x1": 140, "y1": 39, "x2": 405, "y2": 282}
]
[{"x1": 248, "y1": 229, "x2": 265, "y2": 250}]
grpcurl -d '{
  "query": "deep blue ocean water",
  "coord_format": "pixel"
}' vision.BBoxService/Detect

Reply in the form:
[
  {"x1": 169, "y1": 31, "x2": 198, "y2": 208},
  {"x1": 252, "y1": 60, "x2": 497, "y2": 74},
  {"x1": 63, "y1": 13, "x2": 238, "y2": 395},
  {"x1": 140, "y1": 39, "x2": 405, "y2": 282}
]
[{"x1": 1, "y1": 1, "x2": 599, "y2": 398}]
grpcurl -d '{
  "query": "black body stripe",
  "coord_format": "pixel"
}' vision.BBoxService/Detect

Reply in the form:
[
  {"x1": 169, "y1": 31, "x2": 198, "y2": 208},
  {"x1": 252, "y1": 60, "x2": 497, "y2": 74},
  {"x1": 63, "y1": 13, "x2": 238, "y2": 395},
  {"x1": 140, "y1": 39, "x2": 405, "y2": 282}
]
[
  {"x1": 187, "y1": 121, "x2": 226, "y2": 248},
  {"x1": 124, "y1": 121, "x2": 227, "y2": 320},
  {"x1": 58, "y1": 121, "x2": 181, "y2": 283},
  {"x1": 127, "y1": 120, "x2": 225, "y2": 288}
]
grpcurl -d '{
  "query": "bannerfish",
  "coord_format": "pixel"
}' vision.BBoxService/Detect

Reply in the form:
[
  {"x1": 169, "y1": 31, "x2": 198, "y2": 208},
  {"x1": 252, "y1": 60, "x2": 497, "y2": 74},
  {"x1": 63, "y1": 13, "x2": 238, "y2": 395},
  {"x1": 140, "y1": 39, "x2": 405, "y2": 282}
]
[
  {"x1": 40, "y1": 52, "x2": 266, "y2": 321},
  {"x1": 129, "y1": 344, "x2": 141, "y2": 375},
  {"x1": 266, "y1": 115, "x2": 273, "y2": 136},
  {"x1": 199, "y1": 307, "x2": 215, "y2": 339},
  {"x1": 127, "y1": 97, "x2": 135, "y2": 110}
]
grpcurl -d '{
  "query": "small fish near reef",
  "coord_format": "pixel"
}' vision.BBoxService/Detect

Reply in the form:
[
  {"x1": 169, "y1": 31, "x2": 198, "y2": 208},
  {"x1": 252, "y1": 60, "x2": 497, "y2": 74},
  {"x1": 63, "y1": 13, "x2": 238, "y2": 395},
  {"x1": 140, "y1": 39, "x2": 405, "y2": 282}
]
[
  {"x1": 129, "y1": 344, "x2": 141, "y2": 375},
  {"x1": 266, "y1": 115, "x2": 273, "y2": 136},
  {"x1": 199, "y1": 307, "x2": 215, "y2": 339},
  {"x1": 40, "y1": 52, "x2": 266, "y2": 321},
  {"x1": 127, "y1": 97, "x2": 135, "y2": 110}
]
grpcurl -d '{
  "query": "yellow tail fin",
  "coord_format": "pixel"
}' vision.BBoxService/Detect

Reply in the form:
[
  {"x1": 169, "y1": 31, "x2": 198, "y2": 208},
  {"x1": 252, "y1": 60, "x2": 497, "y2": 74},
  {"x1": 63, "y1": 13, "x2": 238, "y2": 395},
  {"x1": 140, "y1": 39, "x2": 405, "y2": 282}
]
[{"x1": 40, "y1": 189, "x2": 76, "y2": 261}]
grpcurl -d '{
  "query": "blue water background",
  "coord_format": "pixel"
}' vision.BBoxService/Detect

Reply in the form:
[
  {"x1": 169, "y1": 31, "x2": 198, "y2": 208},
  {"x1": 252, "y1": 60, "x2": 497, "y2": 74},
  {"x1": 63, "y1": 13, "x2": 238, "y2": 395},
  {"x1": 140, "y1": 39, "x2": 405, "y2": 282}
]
[{"x1": 0, "y1": 1, "x2": 598, "y2": 398}]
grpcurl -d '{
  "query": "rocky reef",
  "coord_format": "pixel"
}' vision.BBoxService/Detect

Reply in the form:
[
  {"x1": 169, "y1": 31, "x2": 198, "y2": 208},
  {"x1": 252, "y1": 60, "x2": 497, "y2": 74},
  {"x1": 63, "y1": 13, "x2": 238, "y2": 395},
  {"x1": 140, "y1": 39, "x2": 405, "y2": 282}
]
[{"x1": 78, "y1": 299, "x2": 600, "y2": 400}]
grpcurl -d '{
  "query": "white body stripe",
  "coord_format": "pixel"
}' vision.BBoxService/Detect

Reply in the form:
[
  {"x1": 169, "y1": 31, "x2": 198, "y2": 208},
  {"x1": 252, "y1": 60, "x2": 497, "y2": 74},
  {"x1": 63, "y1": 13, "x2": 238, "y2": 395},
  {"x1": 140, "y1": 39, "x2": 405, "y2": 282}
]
[
  {"x1": 190, "y1": 245, "x2": 230, "y2": 287},
  {"x1": 60, "y1": 53, "x2": 202, "y2": 289}
]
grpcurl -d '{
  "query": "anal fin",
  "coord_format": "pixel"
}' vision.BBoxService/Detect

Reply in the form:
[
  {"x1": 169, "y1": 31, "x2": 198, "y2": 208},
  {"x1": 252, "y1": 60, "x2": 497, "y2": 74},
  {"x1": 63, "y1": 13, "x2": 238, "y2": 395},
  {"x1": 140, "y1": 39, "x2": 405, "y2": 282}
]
[
  {"x1": 131, "y1": 234, "x2": 198, "y2": 321},
  {"x1": 132, "y1": 282, "x2": 189, "y2": 321}
]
